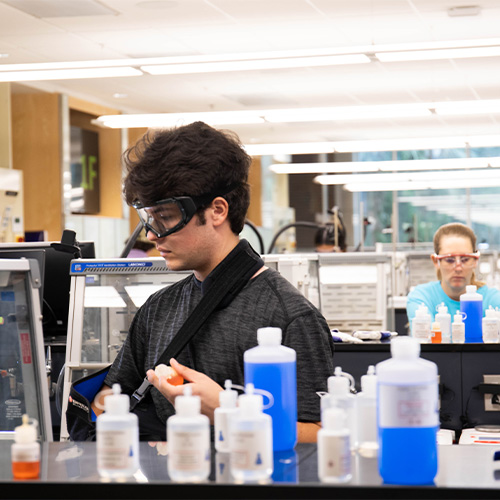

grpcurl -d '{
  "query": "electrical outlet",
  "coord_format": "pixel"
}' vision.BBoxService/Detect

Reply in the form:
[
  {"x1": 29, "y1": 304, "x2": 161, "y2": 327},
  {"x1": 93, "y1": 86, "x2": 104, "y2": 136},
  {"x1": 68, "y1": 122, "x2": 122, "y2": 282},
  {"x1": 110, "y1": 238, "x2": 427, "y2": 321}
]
[{"x1": 483, "y1": 375, "x2": 500, "y2": 411}]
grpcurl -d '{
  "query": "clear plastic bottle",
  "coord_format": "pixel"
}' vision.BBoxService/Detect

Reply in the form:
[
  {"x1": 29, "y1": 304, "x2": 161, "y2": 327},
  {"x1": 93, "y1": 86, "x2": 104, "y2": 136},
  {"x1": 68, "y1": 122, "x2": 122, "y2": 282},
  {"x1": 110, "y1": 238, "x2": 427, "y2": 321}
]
[
  {"x1": 411, "y1": 305, "x2": 432, "y2": 343},
  {"x1": 317, "y1": 407, "x2": 352, "y2": 483},
  {"x1": 482, "y1": 307, "x2": 499, "y2": 343},
  {"x1": 376, "y1": 337, "x2": 439, "y2": 485},
  {"x1": 11, "y1": 414, "x2": 40, "y2": 480},
  {"x1": 96, "y1": 384, "x2": 139, "y2": 478},
  {"x1": 435, "y1": 303, "x2": 451, "y2": 343},
  {"x1": 214, "y1": 379, "x2": 238, "y2": 453},
  {"x1": 356, "y1": 365, "x2": 378, "y2": 458},
  {"x1": 244, "y1": 327, "x2": 297, "y2": 451},
  {"x1": 229, "y1": 383, "x2": 273, "y2": 482},
  {"x1": 322, "y1": 367, "x2": 357, "y2": 450},
  {"x1": 460, "y1": 285, "x2": 483, "y2": 343},
  {"x1": 167, "y1": 385, "x2": 210, "y2": 483},
  {"x1": 452, "y1": 312, "x2": 465, "y2": 343}
]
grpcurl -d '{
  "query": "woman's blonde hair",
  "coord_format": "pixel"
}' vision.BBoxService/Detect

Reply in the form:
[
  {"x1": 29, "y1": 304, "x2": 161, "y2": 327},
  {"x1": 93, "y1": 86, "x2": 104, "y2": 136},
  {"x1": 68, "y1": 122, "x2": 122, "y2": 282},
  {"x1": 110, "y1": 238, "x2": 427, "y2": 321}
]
[{"x1": 433, "y1": 222, "x2": 484, "y2": 287}]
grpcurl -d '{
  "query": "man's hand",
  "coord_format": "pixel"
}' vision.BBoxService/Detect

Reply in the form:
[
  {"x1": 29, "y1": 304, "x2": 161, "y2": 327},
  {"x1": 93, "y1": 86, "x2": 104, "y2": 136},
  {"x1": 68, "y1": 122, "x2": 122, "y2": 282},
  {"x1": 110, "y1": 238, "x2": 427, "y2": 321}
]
[{"x1": 147, "y1": 358, "x2": 223, "y2": 423}]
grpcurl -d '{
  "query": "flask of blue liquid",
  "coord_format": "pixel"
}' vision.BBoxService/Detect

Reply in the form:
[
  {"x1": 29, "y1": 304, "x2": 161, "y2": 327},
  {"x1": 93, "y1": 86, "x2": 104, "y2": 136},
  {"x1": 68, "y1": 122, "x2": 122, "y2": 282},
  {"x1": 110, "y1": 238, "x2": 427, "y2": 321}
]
[
  {"x1": 376, "y1": 337, "x2": 439, "y2": 485},
  {"x1": 244, "y1": 327, "x2": 297, "y2": 451},
  {"x1": 460, "y1": 285, "x2": 483, "y2": 343}
]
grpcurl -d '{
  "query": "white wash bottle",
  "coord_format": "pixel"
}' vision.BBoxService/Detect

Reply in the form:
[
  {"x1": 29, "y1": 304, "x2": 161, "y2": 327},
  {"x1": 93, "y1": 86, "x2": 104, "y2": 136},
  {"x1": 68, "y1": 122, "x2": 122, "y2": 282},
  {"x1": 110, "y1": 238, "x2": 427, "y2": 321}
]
[
  {"x1": 214, "y1": 379, "x2": 238, "y2": 453},
  {"x1": 229, "y1": 383, "x2": 273, "y2": 482},
  {"x1": 96, "y1": 383, "x2": 139, "y2": 478},
  {"x1": 317, "y1": 407, "x2": 352, "y2": 483},
  {"x1": 167, "y1": 385, "x2": 210, "y2": 483}
]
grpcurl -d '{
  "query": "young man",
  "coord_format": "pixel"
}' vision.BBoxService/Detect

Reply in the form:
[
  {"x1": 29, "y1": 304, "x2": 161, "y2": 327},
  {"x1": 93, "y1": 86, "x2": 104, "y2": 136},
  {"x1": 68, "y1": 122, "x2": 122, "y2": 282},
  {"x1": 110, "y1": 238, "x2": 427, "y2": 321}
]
[{"x1": 96, "y1": 121, "x2": 335, "y2": 441}]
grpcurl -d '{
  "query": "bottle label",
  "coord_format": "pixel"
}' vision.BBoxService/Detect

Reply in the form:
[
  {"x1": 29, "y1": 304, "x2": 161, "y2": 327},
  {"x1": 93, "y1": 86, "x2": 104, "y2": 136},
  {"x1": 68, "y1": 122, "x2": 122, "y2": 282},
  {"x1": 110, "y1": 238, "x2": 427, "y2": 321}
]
[
  {"x1": 379, "y1": 382, "x2": 438, "y2": 428},
  {"x1": 412, "y1": 321, "x2": 430, "y2": 340},
  {"x1": 230, "y1": 429, "x2": 270, "y2": 471},
  {"x1": 170, "y1": 430, "x2": 209, "y2": 471},
  {"x1": 320, "y1": 434, "x2": 351, "y2": 478},
  {"x1": 483, "y1": 322, "x2": 498, "y2": 340},
  {"x1": 97, "y1": 428, "x2": 135, "y2": 470},
  {"x1": 452, "y1": 324, "x2": 465, "y2": 342}
]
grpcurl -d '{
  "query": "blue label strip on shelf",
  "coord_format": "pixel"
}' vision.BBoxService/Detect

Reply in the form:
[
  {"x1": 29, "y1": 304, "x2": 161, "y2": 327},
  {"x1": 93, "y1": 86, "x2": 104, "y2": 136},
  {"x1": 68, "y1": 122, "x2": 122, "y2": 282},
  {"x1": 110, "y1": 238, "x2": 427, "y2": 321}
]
[{"x1": 70, "y1": 261, "x2": 154, "y2": 273}]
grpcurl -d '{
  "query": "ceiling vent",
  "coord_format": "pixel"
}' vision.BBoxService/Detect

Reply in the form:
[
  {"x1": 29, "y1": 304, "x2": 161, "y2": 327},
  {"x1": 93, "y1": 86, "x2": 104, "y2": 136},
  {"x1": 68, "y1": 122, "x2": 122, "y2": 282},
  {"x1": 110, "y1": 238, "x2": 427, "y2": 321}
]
[{"x1": 448, "y1": 5, "x2": 481, "y2": 17}]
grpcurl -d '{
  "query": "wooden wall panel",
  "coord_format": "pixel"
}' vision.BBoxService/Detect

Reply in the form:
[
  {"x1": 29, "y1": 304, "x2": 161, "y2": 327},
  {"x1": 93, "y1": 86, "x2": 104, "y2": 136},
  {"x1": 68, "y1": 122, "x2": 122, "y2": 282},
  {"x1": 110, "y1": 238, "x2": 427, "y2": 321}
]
[
  {"x1": 11, "y1": 93, "x2": 62, "y2": 241},
  {"x1": 247, "y1": 157, "x2": 262, "y2": 227},
  {"x1": 126, "y1": 128, "x2": 148, "y2": 234}
]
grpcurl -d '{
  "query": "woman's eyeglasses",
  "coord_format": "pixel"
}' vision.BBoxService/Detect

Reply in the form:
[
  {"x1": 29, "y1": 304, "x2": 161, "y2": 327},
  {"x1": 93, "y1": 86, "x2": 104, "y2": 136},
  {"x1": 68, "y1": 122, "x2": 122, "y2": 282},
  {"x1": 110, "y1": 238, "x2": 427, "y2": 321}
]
[{"x1": 433, "y1": 252, "x2": 480, "y2": 268}]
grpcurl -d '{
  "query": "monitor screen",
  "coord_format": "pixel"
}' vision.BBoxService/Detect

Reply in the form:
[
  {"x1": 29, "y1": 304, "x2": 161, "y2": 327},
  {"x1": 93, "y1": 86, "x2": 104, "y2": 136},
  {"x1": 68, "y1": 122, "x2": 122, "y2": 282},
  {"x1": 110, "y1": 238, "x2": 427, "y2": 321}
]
[{"x1": 0, "y1": 241, "x2": 95, "y2": 340}]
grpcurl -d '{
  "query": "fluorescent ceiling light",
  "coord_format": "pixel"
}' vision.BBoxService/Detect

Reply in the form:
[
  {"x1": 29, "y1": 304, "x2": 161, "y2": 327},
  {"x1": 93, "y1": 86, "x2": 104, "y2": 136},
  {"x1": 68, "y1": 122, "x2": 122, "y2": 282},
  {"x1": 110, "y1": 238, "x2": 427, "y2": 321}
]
[
  {"x1": 315, "y1": 168, "x2": 500, "y2": 186},
  {"x1": 0, "y1": 67, "x2": 142, "y2": 82},
  {"x1": 265, "y1": 103, "x2": 431, "y2": 123},
  {"x1": 93, "y1": 110, "x2": 266, "y2": 128},
  {"x1": 141, "y1": 54, "x2": 369, "y2": 75},
  {"x1": 344, "y1": 177, "x2": 500, "y2": 192},
  {"x1": 270, "y1": 157, "x2": 500, "y2": 174},
  {"x1": 245, "y1": 142, "x2": 335, "y2": 156},
  {"x1": 376, "y1": 46, "x2": 500, "y2": 62},
  {"x1": 332, "y1": 136, "x2": 500, "y2": 153},
  {"x1": 434, "y1": 100, "x2": 500, "y2": 116},
  {"x1": 94, "y1": 100, "x2": 500, "y2": 130},
  {"x1": 246, "y1": 135, "x2": 500, "y2": 156},
  {"x1": 0, "y1": 37, "x2": 498, "y2": 83}
]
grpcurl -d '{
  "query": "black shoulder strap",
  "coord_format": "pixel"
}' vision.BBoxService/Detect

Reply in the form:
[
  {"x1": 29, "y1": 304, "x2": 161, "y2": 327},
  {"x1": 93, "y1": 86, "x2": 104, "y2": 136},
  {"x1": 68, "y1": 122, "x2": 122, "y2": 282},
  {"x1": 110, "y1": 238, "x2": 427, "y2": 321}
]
[{"x1": 130, "y1": 239, "x2": 263, "y2": 410}]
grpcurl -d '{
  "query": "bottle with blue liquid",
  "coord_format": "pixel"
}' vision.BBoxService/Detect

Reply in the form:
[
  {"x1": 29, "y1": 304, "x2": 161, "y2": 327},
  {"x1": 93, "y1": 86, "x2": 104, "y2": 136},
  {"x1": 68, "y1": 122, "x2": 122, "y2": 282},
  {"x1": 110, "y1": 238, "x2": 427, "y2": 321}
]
[
  {"x1": 460, "y1": 285, "x2": 483, "y2": 343},
  {"x1": 244, "y1": 327, "x2": 297, "y2": 451},
  {"x1": 376, "y1": 337, "x2": 439, "y2": 485}
]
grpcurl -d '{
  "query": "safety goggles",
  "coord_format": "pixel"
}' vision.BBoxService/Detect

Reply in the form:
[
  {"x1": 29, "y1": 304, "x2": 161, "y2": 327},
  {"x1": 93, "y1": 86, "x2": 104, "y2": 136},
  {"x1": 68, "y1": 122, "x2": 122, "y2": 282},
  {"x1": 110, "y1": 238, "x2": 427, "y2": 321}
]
[
  {"x1": 133, "y1": 185, "x2": 236, "y2": 239},
  {"x1": 433, "y1": 252, "x2": 480, "y2": 268}
]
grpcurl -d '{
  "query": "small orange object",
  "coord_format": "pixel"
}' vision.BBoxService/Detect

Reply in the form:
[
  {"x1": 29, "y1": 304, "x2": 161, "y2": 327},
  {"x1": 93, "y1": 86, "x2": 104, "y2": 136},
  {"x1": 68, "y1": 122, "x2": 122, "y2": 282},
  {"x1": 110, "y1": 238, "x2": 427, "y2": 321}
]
[
  {"x1": 12, "y1": 461, "x2": 40, "y2": 480},
  {"x1": 431, "y1": 321, "x2": 442, "y2": 344},
  {"x1": 154, "y1": 364, "x2": 184, "y2": 386}
]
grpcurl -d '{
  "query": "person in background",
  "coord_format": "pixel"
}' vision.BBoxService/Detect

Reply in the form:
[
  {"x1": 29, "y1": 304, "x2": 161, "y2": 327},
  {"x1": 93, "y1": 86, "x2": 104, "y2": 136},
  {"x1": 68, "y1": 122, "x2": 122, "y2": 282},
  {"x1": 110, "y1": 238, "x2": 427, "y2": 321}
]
[
  {"x1": 314, "y1": 208, "x2": 347, "y2": 252},
  {"x1": 91, "y1": 121, "x2": 334, "y2": 442},
  {"x1": 406, "y1": 222, "x2": 500, "y2": 325}
]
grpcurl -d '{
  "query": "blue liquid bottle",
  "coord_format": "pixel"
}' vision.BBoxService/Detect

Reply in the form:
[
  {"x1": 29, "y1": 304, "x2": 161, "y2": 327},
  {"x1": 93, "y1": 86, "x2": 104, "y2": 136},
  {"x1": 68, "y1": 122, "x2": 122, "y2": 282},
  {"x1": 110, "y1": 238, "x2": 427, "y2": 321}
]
[
  {"x1": 460, "y1": 285, "x2": 483, "y2": 343},
  {"x1": 244, "y1": 327, "x2": 297, "y2": 451},
  {"x1": 376, "y1": 337, "x2": 439, "y2": 485}
]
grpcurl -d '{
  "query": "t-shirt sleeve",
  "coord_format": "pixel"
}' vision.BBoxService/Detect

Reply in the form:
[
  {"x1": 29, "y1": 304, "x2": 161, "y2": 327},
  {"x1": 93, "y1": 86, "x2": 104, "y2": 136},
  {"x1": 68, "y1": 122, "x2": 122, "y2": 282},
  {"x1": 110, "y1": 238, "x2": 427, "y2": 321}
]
[
  {"x1": 282, "y1": 311, "x2": 334, "y2": 422},
  {"x1": 104, "y1": 305, "x2": 149, "y2": 395},
  {"x1": 406, "y1": 285, "x2": 433, "y2": 325}
]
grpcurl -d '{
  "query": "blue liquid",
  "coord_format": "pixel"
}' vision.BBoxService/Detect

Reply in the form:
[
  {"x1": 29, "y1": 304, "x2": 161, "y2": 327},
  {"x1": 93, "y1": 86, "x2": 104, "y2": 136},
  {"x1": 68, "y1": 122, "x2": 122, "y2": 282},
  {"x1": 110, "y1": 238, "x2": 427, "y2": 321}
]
[
  {"x1": 244, "y1": 361, "x2": 297, "y2": 451},
  {"x1": 378, "y1": 427, "x2": 438, "y2": 485},
  {"x1": 460, "y1": 299, "x2": 483, "y2": 343}
]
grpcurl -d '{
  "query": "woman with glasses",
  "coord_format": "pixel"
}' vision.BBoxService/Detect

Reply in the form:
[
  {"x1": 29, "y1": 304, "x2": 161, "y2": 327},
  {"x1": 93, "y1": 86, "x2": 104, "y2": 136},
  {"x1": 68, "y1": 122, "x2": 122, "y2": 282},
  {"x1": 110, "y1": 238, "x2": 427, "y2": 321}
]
[{"x1": 406, "y1": 222, "x2": 500, "y2": 333}]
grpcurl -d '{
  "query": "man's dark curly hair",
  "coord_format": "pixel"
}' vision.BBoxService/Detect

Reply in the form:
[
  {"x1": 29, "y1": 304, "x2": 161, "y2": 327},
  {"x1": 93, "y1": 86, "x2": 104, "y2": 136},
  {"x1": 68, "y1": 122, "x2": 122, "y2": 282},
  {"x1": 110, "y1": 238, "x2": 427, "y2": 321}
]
[{"x1": 123, "y1": 121, "x2": 252, "y2": 234}]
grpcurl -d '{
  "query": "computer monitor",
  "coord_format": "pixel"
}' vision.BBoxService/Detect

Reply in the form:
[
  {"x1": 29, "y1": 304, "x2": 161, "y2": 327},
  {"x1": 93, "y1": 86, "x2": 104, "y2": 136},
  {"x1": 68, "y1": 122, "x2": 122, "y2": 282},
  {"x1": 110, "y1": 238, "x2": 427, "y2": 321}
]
[{"x1": 0, "y1": 240, "x2": 95, "y2": 340}]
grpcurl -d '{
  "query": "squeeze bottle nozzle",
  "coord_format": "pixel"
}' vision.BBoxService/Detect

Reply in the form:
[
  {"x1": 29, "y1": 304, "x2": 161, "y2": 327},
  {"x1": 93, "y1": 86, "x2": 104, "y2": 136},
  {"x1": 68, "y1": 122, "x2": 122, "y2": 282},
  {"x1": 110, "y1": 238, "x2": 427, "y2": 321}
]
[
  {"x1": 360, "y1": 365, "x2": 377, "y2": 396},
  {"x1": 328, "y1": 367, "x2": 351, "y2": 395},
  {"x1": 175, "y1": 385, "x2": 201, "y2": 417},
  {"x1": 437, "y1": 302, "x2": 448, "y2": 314},
  {"x1": 104, "y1": 384, "x2": 130, "y2": 415},
  {"x1": 14, "y1": 414, "x2": 37, "y2": 444},
  {"x1": 238, "y1": 383, "x2": 263, "y2": 415},
  {"x1": 219, "y1": 379, "x2": 238, "y2": 409},
  {"x1": 453, "y1": 312, "x2": 464, "y2": 324}
]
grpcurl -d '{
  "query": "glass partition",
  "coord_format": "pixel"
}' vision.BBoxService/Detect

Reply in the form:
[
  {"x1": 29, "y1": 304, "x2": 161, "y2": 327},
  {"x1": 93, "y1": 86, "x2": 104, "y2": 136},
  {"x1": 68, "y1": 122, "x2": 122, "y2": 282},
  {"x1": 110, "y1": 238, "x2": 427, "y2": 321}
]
[{"x1": 0, "y1": 259, "x2": 52, "y2": 441}]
